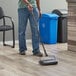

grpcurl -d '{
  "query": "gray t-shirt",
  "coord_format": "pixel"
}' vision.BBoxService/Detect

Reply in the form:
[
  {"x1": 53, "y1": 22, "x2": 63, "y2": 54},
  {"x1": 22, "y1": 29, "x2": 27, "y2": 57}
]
[{"x1": 18, "y1": 0, "x2": 37, "y2": 8}]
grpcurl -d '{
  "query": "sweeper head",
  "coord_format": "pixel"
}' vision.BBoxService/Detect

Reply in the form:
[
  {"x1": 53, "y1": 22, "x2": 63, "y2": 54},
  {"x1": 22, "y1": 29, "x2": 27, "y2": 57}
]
[{"x1": 39, "y1": 55, "x2": 58, "y2": 65}]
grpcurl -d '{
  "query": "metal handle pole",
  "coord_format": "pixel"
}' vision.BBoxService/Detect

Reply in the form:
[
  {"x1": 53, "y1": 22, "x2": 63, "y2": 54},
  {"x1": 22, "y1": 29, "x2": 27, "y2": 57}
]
[{"x1": 31, "y1": 11, "x2": 48, "y2": 56}]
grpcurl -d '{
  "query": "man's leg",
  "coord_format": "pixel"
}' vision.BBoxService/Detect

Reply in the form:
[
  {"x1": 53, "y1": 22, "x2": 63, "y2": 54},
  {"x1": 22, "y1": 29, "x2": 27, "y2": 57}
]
[
  {"x1": 29, "y1": 8, "x2": 43, "y2": 57},
  {"x1": 18, "y1": 8, "x2": 28, "y2": 54}
]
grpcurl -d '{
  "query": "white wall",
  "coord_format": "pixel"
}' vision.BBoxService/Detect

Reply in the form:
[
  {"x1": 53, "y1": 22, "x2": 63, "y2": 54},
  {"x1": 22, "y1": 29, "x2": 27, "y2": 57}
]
[
  {"x1": 0, "y1": 0, "x2": 67, "y2": 41},
  {"x1": 0, "y1": 0, "x2": 18, "y2": 41},
  {"x1": 41, "y1": 0, "x2": 67, "y2": 12}
]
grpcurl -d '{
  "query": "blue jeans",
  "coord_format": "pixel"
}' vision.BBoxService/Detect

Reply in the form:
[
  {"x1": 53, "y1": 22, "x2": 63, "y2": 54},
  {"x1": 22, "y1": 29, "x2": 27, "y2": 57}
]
[{"x1": 18, "y1": 7, "x2": 40, "y2": 54}]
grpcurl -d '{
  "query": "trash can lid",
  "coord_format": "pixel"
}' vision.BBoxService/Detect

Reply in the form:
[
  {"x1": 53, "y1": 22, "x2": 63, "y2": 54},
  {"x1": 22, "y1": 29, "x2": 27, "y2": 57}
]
[
  {"x1": 52, "y1": 9, "x2": 68, "y2": 17},
  {"x1": 42, "y1": 13, "x2": 59, "y2": 19}
]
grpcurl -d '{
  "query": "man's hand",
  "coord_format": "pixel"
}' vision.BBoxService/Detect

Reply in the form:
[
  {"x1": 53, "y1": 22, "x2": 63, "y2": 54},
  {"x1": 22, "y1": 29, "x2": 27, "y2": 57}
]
[
  {"x1": 23, "y1": 0, "x2": 33, "y2": 11},
  {"x1": 27, "y1": 3, "x2": 33, "y2": 12},
  {"x1": 39, "y1": 10, "x2": 42, "y2": 18}
]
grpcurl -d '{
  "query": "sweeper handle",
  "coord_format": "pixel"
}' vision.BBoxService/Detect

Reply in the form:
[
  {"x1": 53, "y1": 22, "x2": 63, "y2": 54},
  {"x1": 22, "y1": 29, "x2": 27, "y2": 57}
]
[{"x1": 31, "y1": 11, "x2": 48, "y2": 56}]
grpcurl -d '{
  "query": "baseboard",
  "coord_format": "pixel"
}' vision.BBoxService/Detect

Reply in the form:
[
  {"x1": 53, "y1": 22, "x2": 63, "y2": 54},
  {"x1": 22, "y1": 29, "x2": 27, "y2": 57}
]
[{"x1": 0, "y1": 39, "x2": 31, "y2": 45}]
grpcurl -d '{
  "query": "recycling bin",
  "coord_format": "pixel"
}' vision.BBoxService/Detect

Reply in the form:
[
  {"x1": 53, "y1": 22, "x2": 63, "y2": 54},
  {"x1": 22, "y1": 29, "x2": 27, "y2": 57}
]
[{"x1": 39, "y1": 13, "x2": 59, "y2": 44}]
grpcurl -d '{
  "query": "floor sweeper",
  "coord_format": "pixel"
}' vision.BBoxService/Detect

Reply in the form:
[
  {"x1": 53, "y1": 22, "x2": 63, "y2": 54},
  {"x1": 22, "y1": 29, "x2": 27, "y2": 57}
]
[{"x1": 31, "y1": 11, "x2": 58, "y2": 66}]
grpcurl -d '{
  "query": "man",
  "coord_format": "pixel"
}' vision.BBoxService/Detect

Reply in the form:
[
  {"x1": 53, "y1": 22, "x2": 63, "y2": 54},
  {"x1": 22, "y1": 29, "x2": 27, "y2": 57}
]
[{"x1": 18, "y1": 0, "x2": 43, "y2": 57}]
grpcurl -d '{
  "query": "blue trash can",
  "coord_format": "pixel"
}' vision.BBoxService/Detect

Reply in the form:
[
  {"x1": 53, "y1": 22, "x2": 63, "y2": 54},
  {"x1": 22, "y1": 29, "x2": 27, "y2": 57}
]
[{"x1": 39, "y1": 13, "x2": 59, "y2": 44}]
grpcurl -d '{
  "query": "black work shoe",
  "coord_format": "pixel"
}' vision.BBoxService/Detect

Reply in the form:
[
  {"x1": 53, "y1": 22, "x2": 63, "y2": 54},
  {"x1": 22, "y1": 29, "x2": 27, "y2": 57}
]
[
  {"x1": 19, "y1": 51, "x2": 25, "y2": 55},
  {"x1": 33, "y1": 52, "x2": 43, "y2": 57}
]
